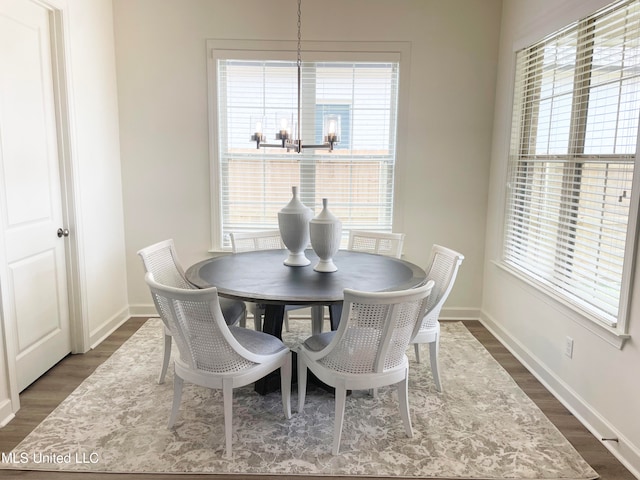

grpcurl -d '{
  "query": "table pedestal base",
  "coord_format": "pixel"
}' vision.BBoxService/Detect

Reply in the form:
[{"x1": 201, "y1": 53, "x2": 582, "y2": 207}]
[{"x1": 254, "y1": 303, "x2": 343, "y2": 396}]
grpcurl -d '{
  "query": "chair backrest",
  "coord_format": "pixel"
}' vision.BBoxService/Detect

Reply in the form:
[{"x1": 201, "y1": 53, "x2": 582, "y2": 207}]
[
  {"x1": 137, "y1": 239, "x2": 193, "y2": 289},
  {"x1": 319, "y1": 281, "x2": 434, "y2": 375},
  {"x1": 347, "y1": 230, "x2": 405, "y2": 258},
  {"x1": 144, "y1": 272, "x2": 260, "y2": 373},
  {"x1": 419, "y1": 244, "x2": 464, "y2": 330},
  {"x1": 230, "y1": 230, "x2": 284, "y2": 253}
]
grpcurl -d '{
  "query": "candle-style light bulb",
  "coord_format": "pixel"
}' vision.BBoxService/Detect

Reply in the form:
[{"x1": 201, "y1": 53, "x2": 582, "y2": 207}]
[
  {"x1": 324, "y1": 115, "x2": 340, "y2": 150},
  {"x1": 276, "y1": 115, "x2": 290, "y2": 143},
  {"x1": 251, "y1": 117, "x2": 265, "y2": 147}
]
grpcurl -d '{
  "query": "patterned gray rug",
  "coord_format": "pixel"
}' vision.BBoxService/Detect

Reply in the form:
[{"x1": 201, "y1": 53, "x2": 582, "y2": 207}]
[{"x1": 2, "y1": 318, "x2": 598, "y2": 479}]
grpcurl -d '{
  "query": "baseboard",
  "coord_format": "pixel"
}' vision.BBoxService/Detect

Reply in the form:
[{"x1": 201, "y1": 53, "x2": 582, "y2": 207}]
[
  {"x1": 130, "y1": 303, "x2": 480, "y2": 322},
  {"x1": 89, "y1": 307, "x2": 131, "y2": 350},
  {"x1": 480, "y1": 310, "x2": 640, "y2": 479},
  {"x1": 286, "y1": 306, "x2": 481, "y2": 321},
  {"x1": 439, "y1": 307, "x2": 481, "y2": 321},
  {"x1": 0, "y1": 398, "x2": 15, "y2": 428},
  {"x1": 128, "y1": 304, "x2": 159, "y2": 317}
]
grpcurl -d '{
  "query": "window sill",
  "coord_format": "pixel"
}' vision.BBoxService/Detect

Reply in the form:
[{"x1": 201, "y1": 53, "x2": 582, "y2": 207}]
[{"x1": 492, "y1": 260, "x2": 631, "y2": 350}]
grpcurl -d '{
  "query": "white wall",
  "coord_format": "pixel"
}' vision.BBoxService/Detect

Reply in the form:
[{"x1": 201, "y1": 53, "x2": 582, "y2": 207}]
[
  {"x1": 483, "y1": 0, "x2": 640, "y2": 476},
  {"x1": 112, "y1": 0, "x2": 502, "y2": 316},
  {"x1": 65, "y1": 0, "x2": 129, "y2": 347}
]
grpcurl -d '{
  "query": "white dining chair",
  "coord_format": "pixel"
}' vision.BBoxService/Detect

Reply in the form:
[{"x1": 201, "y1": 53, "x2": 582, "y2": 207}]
[
  {"x1": 229, "y1": 230, "x2": 322, "y2": 333},
  {"x1": 229, "y1": 229, "x2": 284, "y2": 253},
  {"x1": 145, "y1": 272, "x2": 292, "y2": 458},
  {"x1": 410, "y1": 244, "x2": 464, "y2": 392},
  {"x1": 297, "y1": 281, "x2": 434, "y2": 455},
  {"x1": 138, "y1": 239, "x2": 246, "y2": 384},
  {"x1": 347, "y1": 230, "x2": 405, "y2": 258}
]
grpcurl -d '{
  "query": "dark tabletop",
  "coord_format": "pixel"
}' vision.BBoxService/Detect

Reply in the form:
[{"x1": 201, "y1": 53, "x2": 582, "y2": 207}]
[{"x1": 185, "y1": 249, "x2": 427, "y2": 305}]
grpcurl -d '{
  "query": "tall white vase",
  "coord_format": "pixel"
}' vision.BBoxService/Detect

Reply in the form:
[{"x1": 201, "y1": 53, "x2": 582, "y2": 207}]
[
  {"x1": 310, "y1": 198, "x2": 342, "y2": 272},
  {"x1": 278, "y1": 186, "x2": 313, "y2": 266}
]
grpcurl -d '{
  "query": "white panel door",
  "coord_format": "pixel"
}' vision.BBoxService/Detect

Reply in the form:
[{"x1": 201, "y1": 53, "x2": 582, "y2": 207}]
[{"x1": 0, "y1": 0, "x2": 71, "y2": 391}]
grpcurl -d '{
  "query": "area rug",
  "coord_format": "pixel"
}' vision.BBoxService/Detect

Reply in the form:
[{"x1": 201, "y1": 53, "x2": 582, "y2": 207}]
[{"x1": 1, "y1": 318, "x2": 598, "y2": 479}]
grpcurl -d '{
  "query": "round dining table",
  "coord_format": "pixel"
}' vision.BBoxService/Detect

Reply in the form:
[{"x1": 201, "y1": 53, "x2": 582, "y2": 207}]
[
  {"x1": 185, "y1": 248, "x2": 427, "y2": 394},
  {"x1": 186, "y1": 249, "x2": 427, "y2": 330}
]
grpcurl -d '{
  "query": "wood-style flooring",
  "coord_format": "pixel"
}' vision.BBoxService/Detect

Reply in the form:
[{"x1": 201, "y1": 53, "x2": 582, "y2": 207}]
[{"x1": 0, "y1": 318, "x2": 635, "y2": 480}]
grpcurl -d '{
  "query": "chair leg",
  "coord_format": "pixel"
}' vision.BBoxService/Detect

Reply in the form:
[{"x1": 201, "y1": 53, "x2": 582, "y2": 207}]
[
  {"x1": 280, "y1": 353, "x2": 292, "y2": 419},
  {"x1": 297, "y1": 354, "x2": 308, "y2": 413},
  {"x1": 168, "y1": 375, "x2": 183, "y2": 428},
  {"x1": 429, "y1": 336, "x2": 442, "y2": 392},
  {"x1": 332, "y1": 383, "x2": 347, "y2": 455},
  {"x1": 239, "y1": 309, "x2": 247, "y2": 328},
  {"x1": 223, "y1": 378, "x2": 233, "y2": 459},
  {"x1": 158, "y1": 331, "x2": 172, "y2": 384},
  {"x1": 414, "y1": 343, "x2": 421, "y2": 363},
  {"x1": 311, "y1": 305, "x2": 324, "y2": 335},
  {"x1": 397, "y1": 372, "x2": 413, "y2": 438},
  {"x1": 283, "y1": 311, "x2": 290, "y2": 332},
  {"x1": 254, "y1": 306, "x2": 265, "y2": 331}
]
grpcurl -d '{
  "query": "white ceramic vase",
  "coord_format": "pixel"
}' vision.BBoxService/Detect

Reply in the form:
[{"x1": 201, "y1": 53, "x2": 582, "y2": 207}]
[
  {"x1": 278, "y1": 186, "x2": 313, "y2": 266},
  {"x1": 310, "y1": 198, "x2": 342, "y2": 272}
]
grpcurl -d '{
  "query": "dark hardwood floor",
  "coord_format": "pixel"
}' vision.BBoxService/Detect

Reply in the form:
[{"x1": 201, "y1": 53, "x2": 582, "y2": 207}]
[{"x1": 0, "y1": 318, "x2": 635, "y2": 480}]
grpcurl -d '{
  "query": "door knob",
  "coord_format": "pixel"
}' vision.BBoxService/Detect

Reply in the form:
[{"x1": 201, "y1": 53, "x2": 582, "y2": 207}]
[{"x1": 57, "y1": 228, "x2": 69, "y2": 238}]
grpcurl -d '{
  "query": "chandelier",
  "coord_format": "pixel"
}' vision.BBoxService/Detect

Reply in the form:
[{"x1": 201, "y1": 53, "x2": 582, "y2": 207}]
[{"x1": 250, "y1": 0, "x2": 340, "y2": 153}]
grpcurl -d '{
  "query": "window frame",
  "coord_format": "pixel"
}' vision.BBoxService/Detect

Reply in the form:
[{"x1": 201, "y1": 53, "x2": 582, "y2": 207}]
[
  {"x1": 206, "y1": 39, "x2": 411, "y2": 252},
  {"x1": 500, "y1": 0, "x2": 640, "y2": 347}
]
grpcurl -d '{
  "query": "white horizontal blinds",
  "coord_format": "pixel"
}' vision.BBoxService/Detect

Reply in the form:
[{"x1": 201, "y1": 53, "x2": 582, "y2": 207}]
[
  {"x1": 217, "y1": 58, "x2": 399, "y2": 246},
  {"x1": 311, "y1": 62, "x2": 397, "y2": 233},
  {"x1": 218, "y1": 60, "x2": 300, "y2": 235},
  {"x1": 504, "y1": 0, "x2": 640, "y2": 325}
]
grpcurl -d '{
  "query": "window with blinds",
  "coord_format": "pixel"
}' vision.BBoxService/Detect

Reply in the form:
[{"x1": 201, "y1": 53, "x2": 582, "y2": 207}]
[
  {"x1": 504, "y1": 0, "x2": 640, "y2": 327},
  {"x1": 212, "y1": 52, "x2": 400, "y2": 249}
]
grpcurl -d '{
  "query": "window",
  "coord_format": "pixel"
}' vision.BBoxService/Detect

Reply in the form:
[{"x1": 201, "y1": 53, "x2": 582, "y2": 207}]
[
  {"x1": 208, "y1": 42, "x2": 404, "y2": 250},
  {"x1": 504, "y1": 0, "x2": 640, "y2": 330}
]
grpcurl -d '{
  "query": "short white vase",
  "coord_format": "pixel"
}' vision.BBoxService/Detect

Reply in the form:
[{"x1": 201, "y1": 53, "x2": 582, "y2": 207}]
[
  {"x1": 278, "y1": 186, "x2": 313, "y2": 267},
  {"x1": 310, "y1": 198, "x2": 342, "y2": 272}
]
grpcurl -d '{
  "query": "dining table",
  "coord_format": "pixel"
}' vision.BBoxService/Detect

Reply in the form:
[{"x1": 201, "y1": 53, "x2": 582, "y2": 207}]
[{"x1": 185, "y1": 248, "x2": 427, "y2": 394}]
